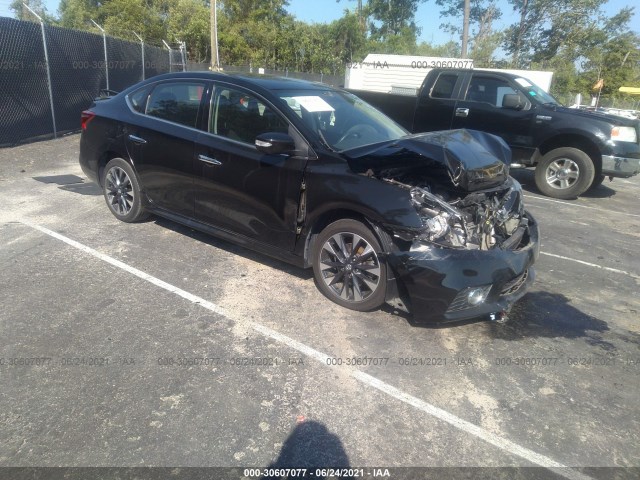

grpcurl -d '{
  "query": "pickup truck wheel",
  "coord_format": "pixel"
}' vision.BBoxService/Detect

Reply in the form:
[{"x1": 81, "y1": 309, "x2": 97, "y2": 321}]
[
  {"x1": 312, "y1": 219, "x2": 386, "y2": 312},
  {"x1": 588, "y1": 175, "x2": 606, "y2": 191},
  {"x1": 534, "y1": 147, "x2": 595, "y2": 199}
]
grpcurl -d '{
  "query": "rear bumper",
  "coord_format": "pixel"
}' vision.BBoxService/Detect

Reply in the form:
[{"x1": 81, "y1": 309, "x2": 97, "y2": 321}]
[
  {"x1": 388, "y1": 211, "x2": 540, "y2": 323},
  {"x1": 79, "y1": 132, "x2": 101, "y2": 184}
]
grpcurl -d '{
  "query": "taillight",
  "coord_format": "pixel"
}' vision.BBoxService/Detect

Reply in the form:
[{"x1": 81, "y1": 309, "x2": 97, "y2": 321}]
[{"x1": 81, "y1": 110, "x2": 95, "y2": 130}]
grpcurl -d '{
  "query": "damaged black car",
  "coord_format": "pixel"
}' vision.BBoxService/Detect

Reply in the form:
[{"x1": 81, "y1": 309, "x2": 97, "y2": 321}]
[{"x1": 79, "y1": 72, "x2": 539, "y2": 323}]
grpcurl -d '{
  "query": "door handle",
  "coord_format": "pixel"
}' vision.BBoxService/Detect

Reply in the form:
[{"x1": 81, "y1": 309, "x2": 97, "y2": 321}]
[
  {"x1": 455, "y1": 108, "x2": 469, "y2": 118},
  {"x1": 128, "y1": 134, "x2": 147, "y2": 145},
  {"x1": 198, "y1": 154, "x2": 222, "y2": 166}
]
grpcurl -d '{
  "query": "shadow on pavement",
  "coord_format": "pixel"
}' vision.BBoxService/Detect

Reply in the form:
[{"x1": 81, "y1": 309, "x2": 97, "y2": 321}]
[
  {"x1": 152, "y1": 216, "x2": 314, "y2": 281},
  {"x1": 261, "y1": 420, "x2": 350, "y2": 479},
  {"x1": 485, "y1": 290, "x2": 613, "y2": 348},
  {"x1": 32, "y1": 174, "x2": 102, "y2": 196},
  {"x1": 581, "y1": 182, "x2": 617, "y2": 199}
]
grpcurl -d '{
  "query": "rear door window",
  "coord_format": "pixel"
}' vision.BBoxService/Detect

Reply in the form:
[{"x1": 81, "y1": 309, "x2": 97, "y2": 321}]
[
  {"x1": 129, "y1": 86, "x2": 152, "y2": 113},
  {"x1": 430, "y1": 73, "x2": 459, "y2": 99},
  {"x1": 146, "y1": 82, "x2": 206, "y2": 128}
]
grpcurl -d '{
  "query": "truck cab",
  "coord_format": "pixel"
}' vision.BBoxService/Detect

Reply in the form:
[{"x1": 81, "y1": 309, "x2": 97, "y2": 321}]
[{"x1": 352, "y1": 68, "x2": 640, "y2": 199}]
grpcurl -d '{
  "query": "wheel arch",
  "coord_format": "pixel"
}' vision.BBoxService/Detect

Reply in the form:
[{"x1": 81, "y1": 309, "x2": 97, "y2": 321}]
[
  {"x1": 301, "y1": 208, "x2": 390, "y2": 269},
  {"x1": 534, "y1": 134, "x2": 602, "y2": 176},
  {"x1": 98, "y1": 150, "x2": 128, "y2": 187},
  {"x1": 97, "y1": 150, "x2": 133, "y2": 187}
]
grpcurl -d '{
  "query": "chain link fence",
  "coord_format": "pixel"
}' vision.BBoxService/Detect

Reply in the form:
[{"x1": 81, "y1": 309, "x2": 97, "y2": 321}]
[
  {"x1": 1, "y1": 16, "x2": 345, "y2": 147},
  {"x1": 186, "y1": 63, "x2": 344, "y2": 88},
  {"x1": 0, "y1": 16, "x2": 171, "y2": 147}
]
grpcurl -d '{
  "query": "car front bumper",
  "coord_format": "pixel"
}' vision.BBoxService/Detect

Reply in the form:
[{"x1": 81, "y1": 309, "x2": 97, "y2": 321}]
[
  {"x1": 602, "y1": 155, "x2": 640, "y2": 177},
  {"x1": 388, "y1": 211, "x2": 540, "y2": 323}
]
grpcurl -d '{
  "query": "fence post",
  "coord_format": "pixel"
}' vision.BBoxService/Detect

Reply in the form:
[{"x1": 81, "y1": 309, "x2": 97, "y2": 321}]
[
  {"x1": 91, "y1": 20, "x2": 109, "y2": 91},
  {"x1": 22, "y1": 3, "x2": 57, "y2": 138},
  {"x1": 132, "y1": 31, "x2": 144, "y2": 80},
  {"x1": 162, "y1": 40, "x2": 172, "y2": 73},
  {"x1": 180, "y1": 41, "x2": 186, "y2": 72}
]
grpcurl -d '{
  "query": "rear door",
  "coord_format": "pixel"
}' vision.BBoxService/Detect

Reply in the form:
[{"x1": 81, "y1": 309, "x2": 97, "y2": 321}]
[
  {"x1": 412, "y1": 70, "x2": 465, "y2": 133},
  {"x1": 193, "y1": 83, "x2": 309, "y2": 250},
  {"x1": 450, "y1": 72, "x2": 536, "y2": 159},
  {"x1": 125, "y1": 80, "x2": 208, "y2": 217}
]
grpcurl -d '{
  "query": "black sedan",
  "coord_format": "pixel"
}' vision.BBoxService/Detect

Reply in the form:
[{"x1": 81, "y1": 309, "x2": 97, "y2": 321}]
[{"x1": 79, "y1": 72, "x2": 539, "y2": 323}]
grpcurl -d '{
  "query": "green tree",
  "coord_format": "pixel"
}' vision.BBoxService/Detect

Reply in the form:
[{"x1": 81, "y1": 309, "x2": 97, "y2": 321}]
[
  {"x1": 217, "y1": 0, "x2": 294, "y2": 67},
  {"x1": 100, "y1": 0, "x2": 166, "y2": 44},
  {"x1": 415, "y1": 40, "x2": 460, "y2": 57},
  {"x1": 220, "y1": 0, "x2": 289, "y2": 24},
  {"x1": 167, "y1": 0, "x2": 211, "y2": 62},
  {"x1": 577, "y1": 8, "x2": 640, "y2": 105},
  {"x1": 58, "y1": 0, "x2": 100, "y2": 29},
  {"x1": 503, "y1": 0, "x2": 605, "y2": 68},
  {"x1": 10, "y1": 0, "x2": 55, "y2": 22},
  {"x1": 366, "y1": 0, "x2": 424, "y2": 43},
  {"x1": 436, "y1": 0, "x2": 502, "y2": 64},
  {"x1": 330, "y1": 11, "x2": 368, "y2": 64}
]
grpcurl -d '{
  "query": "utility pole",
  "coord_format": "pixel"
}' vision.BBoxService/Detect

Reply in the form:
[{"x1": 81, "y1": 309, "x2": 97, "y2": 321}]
[
  {"x1": 461, "y1": 0, "x2": 470, "y2": 58},
  {"x1": 210, "y1": 0, "x2": 220, "y2": 70}
]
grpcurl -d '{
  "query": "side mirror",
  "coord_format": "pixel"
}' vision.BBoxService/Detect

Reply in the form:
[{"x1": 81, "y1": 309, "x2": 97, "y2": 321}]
[
  {"x1": 255, "y1": 132, "x2": 295, "y2": 155},
  {"x1": 502, "y1": 94, "x2": 525, "y2": 110}
]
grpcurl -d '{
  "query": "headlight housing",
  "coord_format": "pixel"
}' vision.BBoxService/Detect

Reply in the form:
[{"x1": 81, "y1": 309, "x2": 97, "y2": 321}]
[
  {"x1": 409, "y1": 186, "x2": 467, "y2": 248},
  {"x1": 611, "y1": 126, "x2": 637, "y2": 143}
]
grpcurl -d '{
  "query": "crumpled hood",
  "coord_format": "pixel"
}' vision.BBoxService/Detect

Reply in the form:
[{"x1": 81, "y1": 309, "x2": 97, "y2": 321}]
[{"x1": 346, "y1": 129, "x2": 511, "y2": 192}]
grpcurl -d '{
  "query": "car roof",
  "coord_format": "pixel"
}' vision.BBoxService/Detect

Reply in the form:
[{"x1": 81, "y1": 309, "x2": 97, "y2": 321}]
[{"x1": 144, "y1": 71, "x2": 336, "y2": 93}]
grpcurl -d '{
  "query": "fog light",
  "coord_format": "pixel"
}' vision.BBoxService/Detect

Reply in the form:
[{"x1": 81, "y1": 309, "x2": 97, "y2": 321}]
[{"x1": 467, "y1": 285, "x2": 492, "y2": 305}]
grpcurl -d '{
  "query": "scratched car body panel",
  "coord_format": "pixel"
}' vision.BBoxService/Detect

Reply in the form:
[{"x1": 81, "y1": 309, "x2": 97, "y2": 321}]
[{"x1": 79, "y1": 72, "x2": 539, "y2": 323}]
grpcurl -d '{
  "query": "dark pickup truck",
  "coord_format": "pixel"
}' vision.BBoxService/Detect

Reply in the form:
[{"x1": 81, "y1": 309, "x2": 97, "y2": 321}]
[{"x1": 349, "y1": 68, "x2": 640, "y2": 199}]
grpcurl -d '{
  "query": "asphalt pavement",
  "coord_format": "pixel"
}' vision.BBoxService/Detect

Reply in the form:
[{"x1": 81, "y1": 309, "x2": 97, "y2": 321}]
[{"x1": 0, "y1": 136, "x2": 638, "y2": 479}]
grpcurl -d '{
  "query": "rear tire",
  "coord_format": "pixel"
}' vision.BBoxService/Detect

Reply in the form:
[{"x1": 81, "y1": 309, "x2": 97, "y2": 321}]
[
  {"x1": 312, "y1": 219, "x2": 386, "y2": 312},
  {"x1": 534, "y1": 147, "x2": 595, "y2": 199},
  {"x1": 102, "y1": 158, "x2": 149, "y2": 222}
]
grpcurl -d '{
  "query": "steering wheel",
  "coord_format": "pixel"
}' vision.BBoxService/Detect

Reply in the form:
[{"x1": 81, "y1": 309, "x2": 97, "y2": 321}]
[{"x1": 335, "y1": 124, "x2": 379, "y2": 147}]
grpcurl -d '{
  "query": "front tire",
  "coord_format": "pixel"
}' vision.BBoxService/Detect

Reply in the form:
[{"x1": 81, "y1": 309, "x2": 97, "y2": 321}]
[
  {"x1": 312, "y1": 219, "x2": 387, "y2": 312},
  {"x1": 587, "y1": 174, "x2": 606, "y2": 191},
  {"x1": 102, "y1": 158, "x2": 148, "y2": 222},
  {"x1": 534, "y1": 147, "x2": 595, "y2": 199}
]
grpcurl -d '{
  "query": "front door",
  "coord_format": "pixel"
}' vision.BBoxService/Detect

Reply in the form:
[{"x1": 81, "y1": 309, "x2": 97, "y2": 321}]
[
  {"x1": 193, "y1": 84, "x2": 308, "y2": 250},
  {"x1": 450, "y1": 73, "x2": 535, "y2": 160}
]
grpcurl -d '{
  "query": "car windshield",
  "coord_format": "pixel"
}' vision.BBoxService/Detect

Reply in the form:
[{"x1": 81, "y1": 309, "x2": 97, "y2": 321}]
[
  {"x1": 516, "y1": 78, "x2": 562, "y2": 106},
  {"x1": 276, "y1": 89, "x2": 407, "y2": 151}
]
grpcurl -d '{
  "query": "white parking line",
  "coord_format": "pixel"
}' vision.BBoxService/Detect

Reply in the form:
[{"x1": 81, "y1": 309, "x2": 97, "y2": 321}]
[
  {"x1": 540, "y1": 252, "x2": 640, "y2": 280},
  {"x1": 19, "y1": 219, "x2": 593, "y2": 480},
  {"x1": 523, "y1": 194, "x2": 640, "y2": 218}
]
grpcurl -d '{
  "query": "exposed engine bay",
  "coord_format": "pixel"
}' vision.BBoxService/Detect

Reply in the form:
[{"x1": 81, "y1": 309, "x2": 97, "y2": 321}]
[
  {"x1": 346, "y1": 130, "x2": 530, "y2": 251},
  {"x1": 383, "y1": 173, "x2": 527, "y2": 250}
]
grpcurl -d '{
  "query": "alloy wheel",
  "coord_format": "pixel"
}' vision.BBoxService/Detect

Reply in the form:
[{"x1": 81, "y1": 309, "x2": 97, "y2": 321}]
[
  {"x1": 319, "y1": 232, "x2": 382, "y2": 302},
  {"x1": 545, "y1": 158, "x2": 580, "y2": 190},
  {"x1": 105, "y1": 166, "x2": 134, "y2": 216}
]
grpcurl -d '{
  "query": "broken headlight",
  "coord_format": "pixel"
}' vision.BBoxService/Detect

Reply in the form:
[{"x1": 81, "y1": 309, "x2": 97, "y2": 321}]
[
  {"x1": 494, "y1": 178, "x2": 524, "y2": 236},
  {"x1": 410, "y1": 187, "x2": 467, "y2": 248}
]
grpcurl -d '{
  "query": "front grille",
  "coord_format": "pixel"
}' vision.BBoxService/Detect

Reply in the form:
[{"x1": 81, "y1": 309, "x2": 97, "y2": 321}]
[{"x1": 500, "y1": 269, "x2": 528, "y2": 296}]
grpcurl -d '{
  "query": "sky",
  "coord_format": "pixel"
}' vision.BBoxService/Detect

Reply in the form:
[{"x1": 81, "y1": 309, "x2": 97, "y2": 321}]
[{"x1": 0, "y1": 0, "x2": 636, "y2": 47}]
